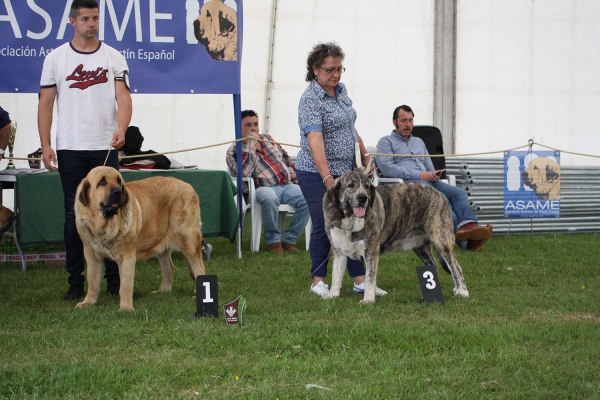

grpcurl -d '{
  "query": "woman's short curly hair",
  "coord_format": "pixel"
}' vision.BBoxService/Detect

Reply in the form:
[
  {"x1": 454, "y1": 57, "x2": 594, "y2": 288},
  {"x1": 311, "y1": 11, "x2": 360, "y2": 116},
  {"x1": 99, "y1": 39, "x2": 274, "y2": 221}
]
[{"x1": 305, "y1": 42, "x2": 345, "y2": 82}]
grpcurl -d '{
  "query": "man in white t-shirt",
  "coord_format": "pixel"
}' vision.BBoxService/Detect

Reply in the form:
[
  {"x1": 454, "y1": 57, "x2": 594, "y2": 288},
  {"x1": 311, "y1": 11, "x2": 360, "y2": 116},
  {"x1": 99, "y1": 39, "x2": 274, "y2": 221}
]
[{"x1": 38, "y1": 0, "x2": 132, "y2": 300}]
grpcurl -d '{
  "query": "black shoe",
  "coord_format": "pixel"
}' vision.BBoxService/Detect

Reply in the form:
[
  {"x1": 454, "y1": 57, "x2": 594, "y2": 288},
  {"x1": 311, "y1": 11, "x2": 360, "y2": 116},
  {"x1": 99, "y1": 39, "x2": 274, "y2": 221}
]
[
  {"x1": 63, "y1": 284, "x2": 84, "y2": 300},
  {"x1": 107, "y1": 286, "x2": 139, "y2": 299},
  {"x1": 106, "y1": 286, "x2": 120, "y2": 296}
]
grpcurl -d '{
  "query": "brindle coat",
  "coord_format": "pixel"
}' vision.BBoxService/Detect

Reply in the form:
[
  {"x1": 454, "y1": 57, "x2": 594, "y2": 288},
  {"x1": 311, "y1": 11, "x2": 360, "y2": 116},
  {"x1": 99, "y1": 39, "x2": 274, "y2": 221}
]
[{"x1": 323, "y1": 171, "x2": 469, "y2": 303}]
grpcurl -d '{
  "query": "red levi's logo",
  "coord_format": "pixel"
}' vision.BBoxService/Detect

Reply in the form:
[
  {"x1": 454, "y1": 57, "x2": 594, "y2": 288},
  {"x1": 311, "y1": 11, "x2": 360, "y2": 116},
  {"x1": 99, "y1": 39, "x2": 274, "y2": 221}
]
[{"x1": 66, "y1": 64, "x2": 109, "y2": 89}]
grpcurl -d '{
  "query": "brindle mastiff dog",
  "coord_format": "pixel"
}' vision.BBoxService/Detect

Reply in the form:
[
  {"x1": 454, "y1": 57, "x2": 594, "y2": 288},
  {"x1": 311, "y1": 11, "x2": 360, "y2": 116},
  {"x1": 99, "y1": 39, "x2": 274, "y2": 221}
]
[
  {"x1": 74, "y1": 166, "x2": 206, "y2": 311},
  {"x1": 323, "y1": 171, "x2": 469, "y2": 304}
]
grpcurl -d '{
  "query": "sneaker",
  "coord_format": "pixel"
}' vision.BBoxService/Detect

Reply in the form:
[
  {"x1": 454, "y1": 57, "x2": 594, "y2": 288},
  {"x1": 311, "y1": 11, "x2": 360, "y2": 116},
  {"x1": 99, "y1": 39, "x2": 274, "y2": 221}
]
[
  {"x1": 267, "y1": 242, "x2": 284, "y2": 254},
  {"x1": 310, "y1": 281, "x2": 330, "y2": 297},
  {"x1": 353, "y1": 282, "x2": 388, "y2": 296},
  {"x1": 282, "y1": 242, "x2": 299, "y2": 252},
  {"x1": 63, "y1": 283, "x2": 84, "y2": 300}
]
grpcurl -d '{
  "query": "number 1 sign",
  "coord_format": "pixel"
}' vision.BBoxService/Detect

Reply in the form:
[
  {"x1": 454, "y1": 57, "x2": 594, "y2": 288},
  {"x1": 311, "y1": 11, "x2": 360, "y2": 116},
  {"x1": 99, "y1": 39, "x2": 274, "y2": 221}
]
[{"x1": 196, "y1": 275, "x2": 219, "y2": 317}]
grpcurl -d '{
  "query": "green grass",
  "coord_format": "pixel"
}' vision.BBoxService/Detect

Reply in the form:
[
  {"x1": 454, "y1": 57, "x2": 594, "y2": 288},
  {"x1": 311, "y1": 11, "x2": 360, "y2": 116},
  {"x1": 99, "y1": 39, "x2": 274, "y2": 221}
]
[{"x1": 1, "y1": 230, "x2": 599, "y2": 399}]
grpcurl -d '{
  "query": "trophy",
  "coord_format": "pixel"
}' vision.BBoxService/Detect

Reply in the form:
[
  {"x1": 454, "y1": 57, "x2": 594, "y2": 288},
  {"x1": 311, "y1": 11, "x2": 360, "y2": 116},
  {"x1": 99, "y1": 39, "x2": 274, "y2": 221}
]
[{"x1": 6, "y1": 120, "x2": 16, "y2": 170}]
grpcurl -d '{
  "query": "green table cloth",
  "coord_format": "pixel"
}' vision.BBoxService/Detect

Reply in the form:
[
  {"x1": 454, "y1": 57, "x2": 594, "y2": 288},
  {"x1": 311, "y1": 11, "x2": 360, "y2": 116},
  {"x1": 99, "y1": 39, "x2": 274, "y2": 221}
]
[{"x1": 15, "y1": 169, "x2": 238, "y2": 247}]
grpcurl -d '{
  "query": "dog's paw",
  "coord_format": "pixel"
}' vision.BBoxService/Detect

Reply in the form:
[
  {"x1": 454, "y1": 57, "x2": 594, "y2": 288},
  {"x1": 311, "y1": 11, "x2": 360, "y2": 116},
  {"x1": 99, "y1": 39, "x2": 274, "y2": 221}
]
[
  {"x1": 322, "y1": 292, "x2": 339, "y2": 300},
  {"x1": 75, "y1": 301, "x2": 95, "y2": 308},
  {"x1": 359, "y1": 299, "x2": 375, "y2": 305},
  {"x1": 453, "y1": 288, "x2": 469, "y2": 298},
  {"x1": 119, "y1": 305, "x2": 135, "y2": 312}
]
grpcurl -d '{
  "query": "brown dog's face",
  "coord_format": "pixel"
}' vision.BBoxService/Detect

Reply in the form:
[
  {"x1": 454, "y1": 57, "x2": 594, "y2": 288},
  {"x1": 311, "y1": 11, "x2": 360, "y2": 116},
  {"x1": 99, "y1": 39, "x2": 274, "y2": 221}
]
[
  {"x1": 522, "y1": 157, "x2": 561, "y2": 200},
  {"x1": 78, "y1": 167, "x2": 129, "y2": 218},
  {"x1": 329, "y1": 171, "x2": 376, "y2": 219},
  {"x1": 195, "y1": 0, "x2": 237, "y2": 60}
]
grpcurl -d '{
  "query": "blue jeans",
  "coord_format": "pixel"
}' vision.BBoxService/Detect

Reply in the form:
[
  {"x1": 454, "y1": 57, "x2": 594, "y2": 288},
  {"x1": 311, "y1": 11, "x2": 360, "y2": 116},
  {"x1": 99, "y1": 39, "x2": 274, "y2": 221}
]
[
  {"x1": 296, "y1": 170, "x2": 365, "y2": 278},
  {"x1": 405, "y1": 179, "x2": 477, "y2": 232},
  {"x1": 57, "y1": 150, "x2": 120, "y2": 288},
  {"x1": 255, "y1": 184, "x2": 309, "y2": 245}
]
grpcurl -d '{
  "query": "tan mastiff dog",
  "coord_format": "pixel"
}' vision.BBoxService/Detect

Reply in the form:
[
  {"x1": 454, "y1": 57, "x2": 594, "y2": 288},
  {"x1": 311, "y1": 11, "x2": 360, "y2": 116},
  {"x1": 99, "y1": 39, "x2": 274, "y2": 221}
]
[{"x1": 74, "y1": 166, "x2": 206, "y2": 311}]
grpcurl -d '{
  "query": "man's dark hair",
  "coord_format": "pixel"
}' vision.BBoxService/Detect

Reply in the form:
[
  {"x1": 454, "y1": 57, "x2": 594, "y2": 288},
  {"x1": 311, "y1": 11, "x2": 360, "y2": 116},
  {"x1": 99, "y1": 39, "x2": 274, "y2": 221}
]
[
  {"x1": 241, "y1": 110, "x2": 258, "y2": 119},
  {"x1": 305, "y1": 42, "x2": 345, "y2": 82},
  {"x1": 392, "y1": 105, "x2": 414, "y2": 120},
  {"x1": 71, "y1": 0, "x2": 99, "y2": 17}
]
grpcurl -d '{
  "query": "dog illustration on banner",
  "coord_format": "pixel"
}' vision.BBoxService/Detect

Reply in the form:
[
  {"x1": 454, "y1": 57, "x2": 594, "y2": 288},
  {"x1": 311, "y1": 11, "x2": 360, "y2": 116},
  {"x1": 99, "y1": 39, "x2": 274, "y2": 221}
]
[
  {"x1": 522, "y1": 157, "x2": 561, "y2": 200},
  {"x1": 504, "y1": 150, "x2": 561, "y2": 218},
  {"x1": 192, "y1": 0, "x2": 238, "y2": 60}
]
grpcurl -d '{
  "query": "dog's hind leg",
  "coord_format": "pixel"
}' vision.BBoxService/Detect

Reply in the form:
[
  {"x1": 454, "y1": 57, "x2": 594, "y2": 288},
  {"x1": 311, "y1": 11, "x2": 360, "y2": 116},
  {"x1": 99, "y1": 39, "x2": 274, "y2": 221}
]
[
  {"x1": 181, "y1": 231, "x2": 206, "y2": 281},
  {"x1": 434, "y1": 245, "x2": 469, "y2": 298},
  {"x1": 323, "y1": 251, "x2": 346, "y2": 299},
  {"x1": 76, "y1": 247, "x2": 103, "y2": 309},
  {"x1": 153, "y1": 250, "x2": 175, "y2": 293},
  {"x1": 413, "y1": 243, "x2": 441, "y2": 270}
]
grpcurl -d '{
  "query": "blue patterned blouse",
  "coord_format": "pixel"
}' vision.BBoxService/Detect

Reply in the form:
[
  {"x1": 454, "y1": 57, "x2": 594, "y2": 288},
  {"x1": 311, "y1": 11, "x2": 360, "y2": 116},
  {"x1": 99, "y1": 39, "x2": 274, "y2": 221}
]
[{"x1": 295, "y1": 80, "x2": 357, "y2": 175}]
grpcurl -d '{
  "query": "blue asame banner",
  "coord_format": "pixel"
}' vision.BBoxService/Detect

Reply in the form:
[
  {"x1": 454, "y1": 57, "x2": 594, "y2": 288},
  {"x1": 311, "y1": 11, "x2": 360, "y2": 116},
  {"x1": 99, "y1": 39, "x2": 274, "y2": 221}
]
[
  {"x1": 504, "y1": 150, "x2": 561, "y2": 218},
  {"x1": 0, "y1": 0, "x2": 242, "y2": 94}
]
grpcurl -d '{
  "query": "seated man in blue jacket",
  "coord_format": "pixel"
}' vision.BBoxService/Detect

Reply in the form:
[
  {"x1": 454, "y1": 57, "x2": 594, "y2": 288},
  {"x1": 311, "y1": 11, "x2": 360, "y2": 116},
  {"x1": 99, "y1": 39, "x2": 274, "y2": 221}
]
[{"x1": 376, "y1": 105, "x2": 492, "y2": 251}]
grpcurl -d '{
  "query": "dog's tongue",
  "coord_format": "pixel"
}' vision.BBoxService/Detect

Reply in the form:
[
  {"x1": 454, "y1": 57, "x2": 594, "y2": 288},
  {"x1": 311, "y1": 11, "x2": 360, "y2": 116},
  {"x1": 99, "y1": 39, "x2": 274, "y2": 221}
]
[
  {"x1": 111, "y1": 203, "x2": 118, "y2": 207},
  {"x1": 352, "y1": 207, "x2": 365, "y2": 217}
]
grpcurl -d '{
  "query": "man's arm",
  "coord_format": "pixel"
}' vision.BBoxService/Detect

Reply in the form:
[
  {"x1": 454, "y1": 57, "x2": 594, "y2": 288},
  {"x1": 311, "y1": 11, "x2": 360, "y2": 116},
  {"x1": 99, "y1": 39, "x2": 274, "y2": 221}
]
[
  {"x1": 38, "y1": 86, "x2": 57, "y2": 170},
  {"x1": 225, "y1": 142, "x2": 258, "y2": 178},
  {"x1": 0, "y1": 125, "x2": 10, "y2": 161},
  {"x1": 375, "y1": 136, "x2": 415, "y2": 180},
  {"x1": 112, "y1": 80, "x2": 132, "y2": 150}
]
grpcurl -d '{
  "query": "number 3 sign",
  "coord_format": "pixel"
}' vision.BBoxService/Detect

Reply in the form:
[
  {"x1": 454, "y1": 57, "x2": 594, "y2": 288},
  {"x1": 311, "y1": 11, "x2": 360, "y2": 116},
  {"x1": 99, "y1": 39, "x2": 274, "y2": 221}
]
[
  {"x1": 196, "y1": 275, "x2": 219, "y2": 317},
  {"x1": 416, "y1": 266, "x2": 444, "y2": 304}
]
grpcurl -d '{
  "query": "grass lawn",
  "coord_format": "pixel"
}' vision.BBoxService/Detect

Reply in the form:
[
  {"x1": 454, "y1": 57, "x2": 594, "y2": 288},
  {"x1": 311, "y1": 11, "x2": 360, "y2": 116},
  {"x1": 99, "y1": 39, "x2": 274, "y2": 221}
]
[{"x1": 1, "y1": 229, "x2": 599, "y2": 399}]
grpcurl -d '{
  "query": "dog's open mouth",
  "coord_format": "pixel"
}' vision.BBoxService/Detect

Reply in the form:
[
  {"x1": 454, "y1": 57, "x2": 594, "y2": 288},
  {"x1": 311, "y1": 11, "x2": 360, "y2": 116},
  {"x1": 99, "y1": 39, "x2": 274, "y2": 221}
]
[
  {"x1": 352, "y1": 207, "x2": 366, "y2": 218},
  {"x1": 102, "y1": 202, "x2": 119, "y2": 217}
]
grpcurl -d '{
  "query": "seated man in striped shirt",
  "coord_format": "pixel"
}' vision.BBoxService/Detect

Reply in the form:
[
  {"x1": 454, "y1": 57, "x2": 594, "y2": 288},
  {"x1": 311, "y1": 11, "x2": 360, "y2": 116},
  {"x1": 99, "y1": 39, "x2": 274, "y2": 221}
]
[{"x1": 226, "y1": 110, "x2": 309, "y2": 253}]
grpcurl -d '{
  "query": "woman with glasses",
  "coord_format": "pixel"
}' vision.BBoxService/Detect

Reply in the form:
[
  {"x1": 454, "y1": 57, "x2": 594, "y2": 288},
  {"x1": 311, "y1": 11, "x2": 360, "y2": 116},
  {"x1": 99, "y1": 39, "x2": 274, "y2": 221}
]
[{"x1": 295, "y1": 42, "x2": 384, "y2": 298}]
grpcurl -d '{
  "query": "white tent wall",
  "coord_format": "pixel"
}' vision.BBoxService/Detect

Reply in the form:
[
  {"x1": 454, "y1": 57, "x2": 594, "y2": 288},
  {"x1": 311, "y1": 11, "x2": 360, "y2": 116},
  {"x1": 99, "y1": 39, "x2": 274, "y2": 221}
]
[
  {"x1": 456, "y1": 0, "x2": 600, "y2": 166},
  {"x1": 0, "y1": 0, "x2": 598, "y2": 171}
]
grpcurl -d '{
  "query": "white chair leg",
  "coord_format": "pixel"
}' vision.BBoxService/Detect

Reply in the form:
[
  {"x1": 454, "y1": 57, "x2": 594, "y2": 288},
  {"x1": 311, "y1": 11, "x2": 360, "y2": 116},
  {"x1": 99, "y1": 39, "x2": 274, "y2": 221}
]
[
  {"x1": 305, "y1": 218, "x2": 312, "y2": 251},
  {"x1": 251, "y1": 202, "x2": 262, "y2": 253}
]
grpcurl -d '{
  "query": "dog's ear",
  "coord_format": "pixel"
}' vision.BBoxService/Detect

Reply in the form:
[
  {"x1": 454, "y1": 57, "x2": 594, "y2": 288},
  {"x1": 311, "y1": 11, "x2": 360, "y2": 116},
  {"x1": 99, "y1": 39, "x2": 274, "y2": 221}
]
[
  {"x1": 120, "y1": 181, "x2": 129, "y2": 206},
  {"x1": 368, "y1": 180, "x2": 376, "y2": 209},
  {"x1": 78, "y1": 179, "x2": 91, "y2": 207},
  {"x1": 326, "y1": 177, "x2": 342, "y2": 205}
]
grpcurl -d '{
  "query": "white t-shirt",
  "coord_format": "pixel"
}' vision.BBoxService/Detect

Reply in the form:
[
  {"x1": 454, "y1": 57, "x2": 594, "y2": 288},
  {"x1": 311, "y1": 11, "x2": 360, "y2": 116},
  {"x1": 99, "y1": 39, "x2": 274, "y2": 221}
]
[{"x1": 40, "y1": 41, "x2": 129, "y2": 151}]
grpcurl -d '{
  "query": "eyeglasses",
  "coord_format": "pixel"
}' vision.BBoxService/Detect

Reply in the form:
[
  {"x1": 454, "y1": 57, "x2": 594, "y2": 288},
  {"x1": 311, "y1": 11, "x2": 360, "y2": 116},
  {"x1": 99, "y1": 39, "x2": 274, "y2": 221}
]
[{"x1": 319, "y1": 66, "x2": 346, "y2": 74}]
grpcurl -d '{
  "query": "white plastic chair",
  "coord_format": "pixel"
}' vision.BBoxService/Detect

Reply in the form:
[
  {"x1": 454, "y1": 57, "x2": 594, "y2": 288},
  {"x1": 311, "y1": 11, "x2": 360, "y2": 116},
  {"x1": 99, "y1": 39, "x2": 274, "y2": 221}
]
[{"x1": 228, "y1": 167, "x2": 311, "y2": 252}]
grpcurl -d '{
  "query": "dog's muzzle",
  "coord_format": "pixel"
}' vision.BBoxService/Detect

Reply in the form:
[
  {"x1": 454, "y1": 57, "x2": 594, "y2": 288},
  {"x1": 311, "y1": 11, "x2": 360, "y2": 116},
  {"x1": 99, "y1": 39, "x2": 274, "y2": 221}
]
[
  {"x1": 352, "y1": 193, "x2": 368, "y2": 218},
  {"x1": 102, "y1": 188, "x2": 122, "y2": 218}
]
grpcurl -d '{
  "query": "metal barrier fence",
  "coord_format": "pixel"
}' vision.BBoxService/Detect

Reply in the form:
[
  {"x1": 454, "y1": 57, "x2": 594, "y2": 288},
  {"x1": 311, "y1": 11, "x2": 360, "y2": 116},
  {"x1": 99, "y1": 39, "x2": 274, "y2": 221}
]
[{"x1": 446, "y1": 157, "x2": 600, "y2": 235}]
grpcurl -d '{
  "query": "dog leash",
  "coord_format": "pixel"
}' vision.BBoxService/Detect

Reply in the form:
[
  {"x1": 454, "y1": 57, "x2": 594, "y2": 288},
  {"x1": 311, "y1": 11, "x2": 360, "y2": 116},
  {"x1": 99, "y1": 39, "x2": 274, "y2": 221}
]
[
  {"x1": 103, "y1": 145, "x2": 114, "y2": 166},
  {"x1": 311, "y1": 253, "x2": 331, "y2": 276}
]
